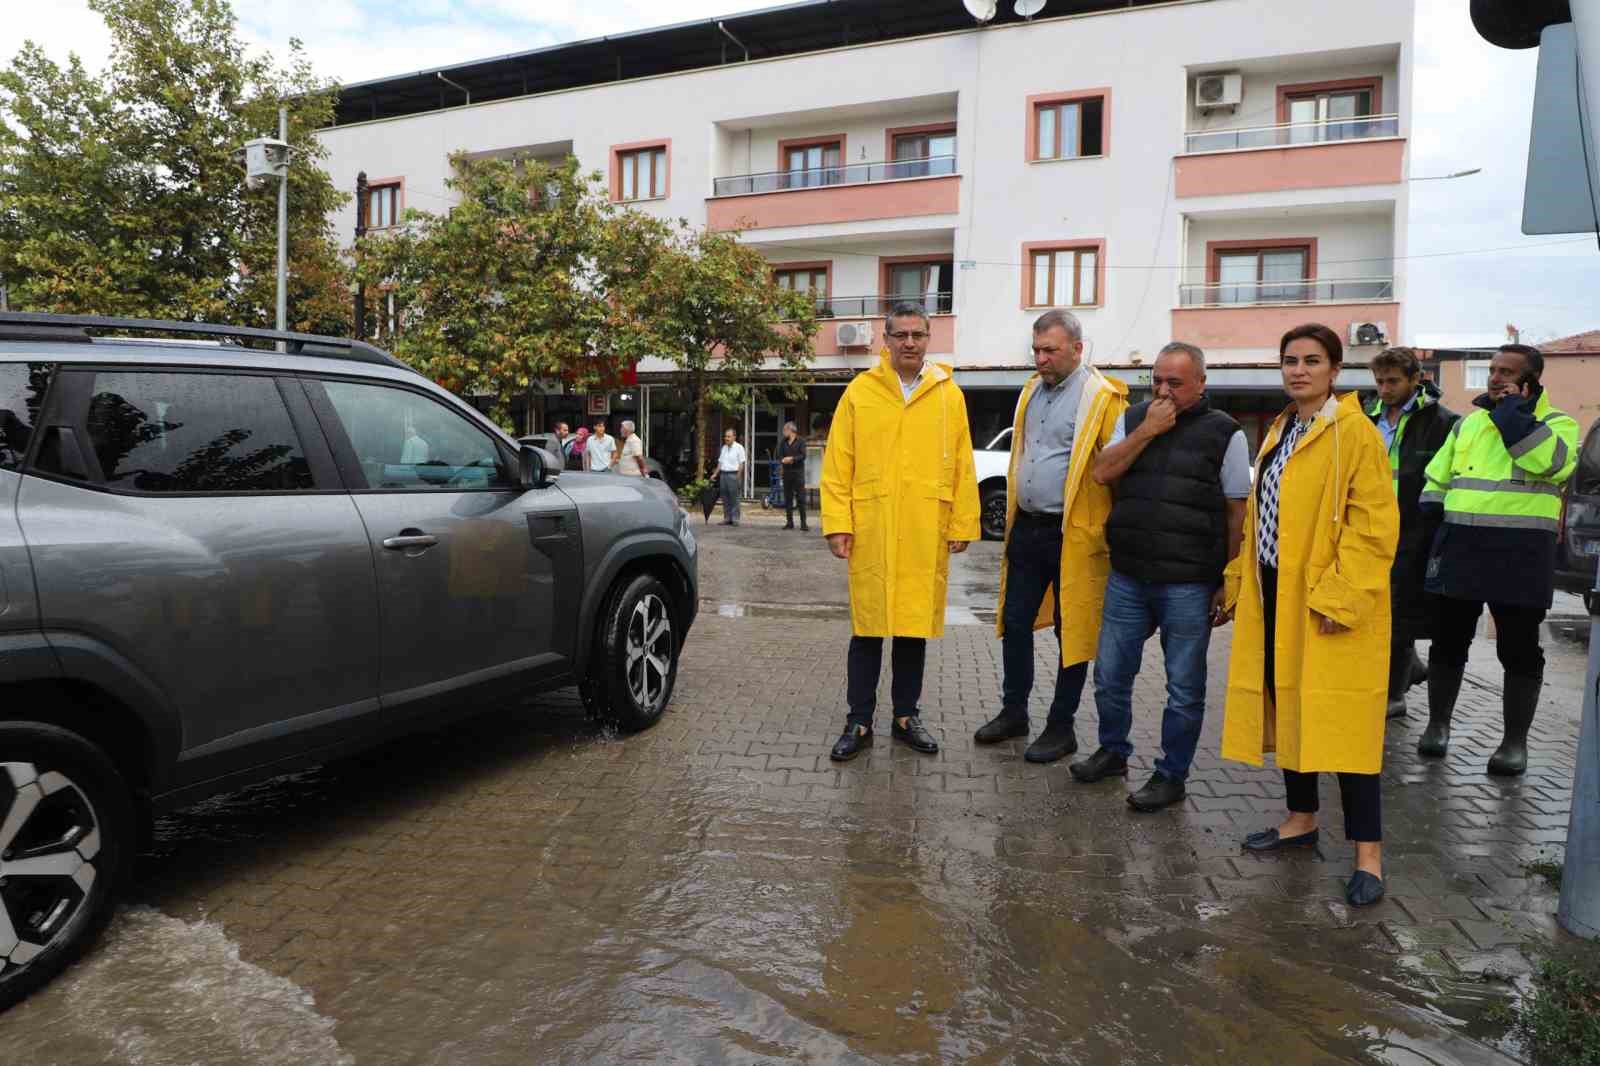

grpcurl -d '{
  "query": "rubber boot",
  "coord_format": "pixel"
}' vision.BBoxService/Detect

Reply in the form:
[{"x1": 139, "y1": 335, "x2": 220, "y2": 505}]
[
  {"x1": 1487, "y1": 672, "x2": 1541, "y2": 777},
  {"x1": 1418, "y1": 658, "x2": 1465, "y2": 757},
  {"x1": 1386, "y1": 642, "x2": 1412, "y2": 719}
]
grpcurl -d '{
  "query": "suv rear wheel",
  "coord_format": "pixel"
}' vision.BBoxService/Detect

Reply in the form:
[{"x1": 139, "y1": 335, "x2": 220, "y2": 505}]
[
  {"x1": 0, "y1": 722, "x2": 132, "y2": 1012},
  {"x1": 584, "y1": 573, "x2": 680, "y2": 732}
]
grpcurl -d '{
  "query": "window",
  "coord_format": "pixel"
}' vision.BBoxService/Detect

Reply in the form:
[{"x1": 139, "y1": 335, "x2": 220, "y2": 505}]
[
  {"x1": 773, "y1": 267, "x2": 828, "y2": 294},
  {"x1": 321, "y1": 381, "x2": 514, "y2": 491},
  {"x1": 781, "y1": 138, "x2": 843, "y2": 189},
  {"x1": 1210, "y1": 244, "x2": 1312, "y2": 305},
  {"x1": 1034, "y1": 95, "x2": 1106, "y2": 160},
  {"x1": 1280, "y1": 78, "x2": 1382, "y2": 143},
  {"x1": 0, "y1": 363, "x2": 51, "y2": 470},
  {"x1": 366, "y1": 182, "x2": 400, "y2": 229},
  {"x1": 62, "y1": 371, "x2": 314, "y2": 493},
  {"x1": 883, "y1": 259, "x2": 954, "y2": 315},
  {"x1": 1028, "y1": 246, "x2": 1100, "y2": 308},
  {"x1": 1465, "y1": 361, "x2": 1492, "y2": 390},
  {"x1": 617, "y1": 146, "x2": 667, "y2": 201},
  {"x1": 889, "y1": 127, "x2": 956, "y2": 178}
]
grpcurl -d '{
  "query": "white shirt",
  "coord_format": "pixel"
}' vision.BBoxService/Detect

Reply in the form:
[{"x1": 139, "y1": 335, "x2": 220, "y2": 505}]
[
  {"x1": 585, "y1": 434, "x2": 616, "y2": 471},
  {"x1": 899, "y1": 366, "x2": 926, "y2": 403},
  {"x1": 718, "y1": 442, "x2": 746, "y2": 472},
  {"x1": 618, "y1": 434, "x2": 645, "y2": 475}
]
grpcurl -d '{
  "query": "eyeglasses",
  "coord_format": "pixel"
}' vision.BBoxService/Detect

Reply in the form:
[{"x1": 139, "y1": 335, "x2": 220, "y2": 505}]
[{"x1": 886, "y1": 331, "x2": 929, "y2": 341}]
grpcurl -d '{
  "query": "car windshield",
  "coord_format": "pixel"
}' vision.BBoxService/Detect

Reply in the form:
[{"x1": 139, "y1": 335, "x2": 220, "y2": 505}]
[{"x1": 1577, "y1": 424, "x2": 1600, "y2": 496}]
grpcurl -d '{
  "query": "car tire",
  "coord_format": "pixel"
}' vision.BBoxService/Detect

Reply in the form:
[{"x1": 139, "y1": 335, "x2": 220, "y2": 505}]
[
  {"x1": 586, "y1": 573, "x2": 680, "y2": 733},
  {"x1": 0, "y1": 722, "x2": 133, "y2": 1012},
  {"x1": 980, "y1": 484, "x2": 1008, "y2": 541}
]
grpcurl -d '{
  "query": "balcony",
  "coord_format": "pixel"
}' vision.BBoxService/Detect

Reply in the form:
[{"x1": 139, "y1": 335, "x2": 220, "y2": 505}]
[
  {"x1": 804, "y1": 306, "x2": 956, "y2": 358},
  {"x1": 811, "y1": 291, "x2": 954, "y2": 318},
  {"x1": 706, "y1": 157, "x2": 960, "y2": 232},
  {"x1": 1177, "y1": 276, "x2": 1395, "y2": 307},
  {"x1": 1175, "y1": 114, "x2": 1405, "y2": 198}
]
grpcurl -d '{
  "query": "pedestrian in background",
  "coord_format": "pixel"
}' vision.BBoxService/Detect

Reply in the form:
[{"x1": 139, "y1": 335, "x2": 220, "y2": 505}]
[
  {"x1": 568, "y1": 425, "x2": 589, "y2": 471},
  {"x1": 779, "y1": 420, "x2": 808, "y2": 530},
  {"x1": 617, "y1": 419, "x2": 647, "y2": 479},
  {"x1": 586, "y1": 419, "x2": 616, "y2": 472},
  {"x1": 822, "y1": 302, "x2": 980, "y2": 761},
  {"x1": 978, "y1": 309, "x2": 1127, "y2": 764},
  {"x1": 553, "y1": 420, "x2": 572, "y2": 463},
  {"x1": 1418, "y1": 343, "x2": 1578, "y2": 775},
  {"x1": 718, "y1": 427, "x2": 746, "y2": 525},
  {"x1": 1366, "y1": 348, "x2": 1457, "y2": 718},
  {"x1": 1222, "y1": 323, "x2": 1398, "y2": 908},
  {"x1": 1076, "y1": 341, "x2": 1249, "y2": 811}
]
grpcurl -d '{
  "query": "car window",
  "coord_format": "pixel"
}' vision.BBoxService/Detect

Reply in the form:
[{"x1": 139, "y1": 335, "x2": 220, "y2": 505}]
[
  {"x1": 66, "y1": 370, "x2": 314, "y2": 493},
  {"x1": 322, "y1": 381, "x2": 514, "y2": 491},
  {"x1": 0, "y1": 362, "x2": 52, "y2": 470},
  {"x1": 1578, "y1": 424, "x2": 1600, "y2": 497}
]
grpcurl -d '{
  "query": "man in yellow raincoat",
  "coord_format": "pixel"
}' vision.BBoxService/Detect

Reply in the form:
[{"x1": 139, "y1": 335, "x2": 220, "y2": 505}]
[
  {"x1": 980, "y1": 310, "x2": 1128, "y2": 766},
  {"x1": 821, "y1": 301, "x2": 981, "y2": 762}
]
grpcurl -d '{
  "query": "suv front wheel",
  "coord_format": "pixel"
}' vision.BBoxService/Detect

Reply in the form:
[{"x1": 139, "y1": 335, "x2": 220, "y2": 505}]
[
  {"x1": 584, "y1": 573, "x2": 680, "y2": 732},
  {"x1": 0, "y1": 722, "x2": 132, "y2": 1011}
]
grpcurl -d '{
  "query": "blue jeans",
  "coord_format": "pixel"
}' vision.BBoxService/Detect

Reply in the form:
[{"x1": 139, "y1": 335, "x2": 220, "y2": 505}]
[
  {"x1": 1000, "y1": 513, "x2": 1089, "y2": 727},
  {"x1": 1091, "y1": 568, "x2": 1214, "y2": 780}
]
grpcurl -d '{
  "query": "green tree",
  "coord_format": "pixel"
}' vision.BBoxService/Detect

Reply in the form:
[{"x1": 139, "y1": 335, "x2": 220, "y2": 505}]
[{"x1": 0, "y1": 0, "x2": 349, "y2": 332}]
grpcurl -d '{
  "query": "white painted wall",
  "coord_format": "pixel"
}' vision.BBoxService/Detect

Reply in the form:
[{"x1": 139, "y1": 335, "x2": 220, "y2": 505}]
[
  {"x1": 316, "y1": 0, "x2": 1415, "y2": 371},
  {"x1": 1186, "y1": 57, "x2": 1403, "y2": 135}
]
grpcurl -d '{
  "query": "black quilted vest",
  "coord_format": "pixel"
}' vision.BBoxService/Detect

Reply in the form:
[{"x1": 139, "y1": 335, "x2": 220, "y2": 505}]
[{"x1": 1106, "y1": 397, "x2": 1240, "y2": 585}]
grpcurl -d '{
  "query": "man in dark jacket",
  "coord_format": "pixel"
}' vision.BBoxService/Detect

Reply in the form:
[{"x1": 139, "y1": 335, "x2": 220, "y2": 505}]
[
  {"x1": 1366, "y1": 348, "x2": 1457, "y2": 718},
  {"x1": 778, "y1": 420, "x2": 808, "y2": 530},
  {"x1": 1071, "y1": 341, "x2": 1250, "y2": 812}
]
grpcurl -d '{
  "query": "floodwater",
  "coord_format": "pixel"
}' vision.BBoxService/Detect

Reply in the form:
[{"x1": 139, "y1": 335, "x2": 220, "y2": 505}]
[{"x1": 0, "y1": 524, "x2": 1539, "y2": 1063}]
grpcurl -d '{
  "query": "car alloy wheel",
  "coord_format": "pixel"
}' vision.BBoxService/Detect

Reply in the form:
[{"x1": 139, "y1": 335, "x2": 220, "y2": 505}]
[
  {"x1": 980, "y1": 486, "x2": 1008, "y2": 541},
  {"x1": 587, "y1": 573, "x2": 681, "y2": 732},
  {"x1": 624, "y1": 593, "x2": 674, "y2": 715}
]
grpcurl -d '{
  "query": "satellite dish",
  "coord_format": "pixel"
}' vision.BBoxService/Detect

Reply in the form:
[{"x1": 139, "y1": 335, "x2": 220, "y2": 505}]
[
  {"x1": 1014, "y1": 0, "x2": 1047, "y2": 16},
  {"x1": 963, "y1": 0, "x2": 997, "y2": 22}
]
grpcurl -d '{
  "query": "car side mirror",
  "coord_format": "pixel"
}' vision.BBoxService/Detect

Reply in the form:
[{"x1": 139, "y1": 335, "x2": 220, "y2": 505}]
[{"x1": 520, "y1": 444, "x2": 559, "y2": 489}]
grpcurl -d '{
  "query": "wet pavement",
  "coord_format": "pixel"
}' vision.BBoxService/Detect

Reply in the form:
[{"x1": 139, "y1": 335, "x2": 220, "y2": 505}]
[{"x1": 0, "y1": 518, "x2": 1589, "y2": 1064}]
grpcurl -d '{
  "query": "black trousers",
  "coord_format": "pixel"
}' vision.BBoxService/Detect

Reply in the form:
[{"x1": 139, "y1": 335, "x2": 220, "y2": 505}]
[
  {"x1": 1428, "y1": 594, "x2": 1546, "y2": 677},
  {"x1": 783, "y1": 468, "x2": 807, "y2": 526},
  {"x1": 846, "y1": 636, "x2": 926, "y2": 728},
  {"x1": 1000, "y1": 512, "x2": 1089, "y2": 725},
  {"x1": 1261, "y1": 564, "x2": 1383, "y2": 843}
]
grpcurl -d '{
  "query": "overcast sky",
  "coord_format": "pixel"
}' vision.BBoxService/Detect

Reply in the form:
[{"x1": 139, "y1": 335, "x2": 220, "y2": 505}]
[{"x1": 9, "y1": 0, "x2": 1598, "y2": 347}]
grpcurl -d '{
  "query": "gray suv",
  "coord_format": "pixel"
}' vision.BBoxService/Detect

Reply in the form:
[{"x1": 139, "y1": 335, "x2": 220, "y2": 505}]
[{"x1": 0, "y1": 313, "x2": 696, "y2": 1008}]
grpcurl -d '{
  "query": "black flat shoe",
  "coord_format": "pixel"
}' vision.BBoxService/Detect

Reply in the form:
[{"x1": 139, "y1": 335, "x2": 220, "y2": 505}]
[
  {"x1": 830, "y1": 727, "x2": 872, "y2": 762},
  {"x1": 1024, "y1": 723, "x2": 1077, "y2": 763},
  {"x1": 1242, "y1": 827, "x2": 1319, "y2": 852},
  {"x1": 1127, "y1": 771, "x2": 1186, "y2": 812},
  {"x1": 974, "y1": 713, "x2": 1029, "y2": 744},
  {"x1": 1346, "y1": 870, "x2": 1385, "y2": 907},
  {"x1": 891, "y1": 717, "x2": 939, "y2": 754},
  {"x1": 1068, "y1": 747, "x2": 1129, "y2": 783}
]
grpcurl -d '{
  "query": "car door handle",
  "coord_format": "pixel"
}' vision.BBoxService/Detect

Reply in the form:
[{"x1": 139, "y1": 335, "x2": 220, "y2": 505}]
[{"x1": 382, "y1": 531, "x2": 438, "y2": 551}]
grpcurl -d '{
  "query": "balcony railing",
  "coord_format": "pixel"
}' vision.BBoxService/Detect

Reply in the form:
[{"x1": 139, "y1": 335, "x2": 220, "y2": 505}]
[
  {"x1": 712, "y1": 155, "x2": 957, "y2": 197},
  {"x1": 781, "y1": 292, "x2": 955, "y2": 320},
  {"x1": 1178, "y1": 277, "x2": 1395, "y2": 307},
  {"x1": 1183, "y1": 114, "x2": 1400, "y2": 154}
]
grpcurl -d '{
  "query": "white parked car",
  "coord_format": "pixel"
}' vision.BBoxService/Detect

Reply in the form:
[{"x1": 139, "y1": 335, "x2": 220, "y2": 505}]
[{"x1": 974, "y1": 427, "x2": 1012, "y2": 541}]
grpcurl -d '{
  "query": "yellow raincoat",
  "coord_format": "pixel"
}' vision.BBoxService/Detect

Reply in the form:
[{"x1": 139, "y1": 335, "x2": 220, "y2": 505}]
[
  {"x1": 1221, "y1": 392, "x2": 1399, "y2": 774},
  {"x1": 820, "y1": 354, "x2": 981, "y2": 638},
  {"x1": 993, "y1": 367, "x2": 1128, "y2": 666}
]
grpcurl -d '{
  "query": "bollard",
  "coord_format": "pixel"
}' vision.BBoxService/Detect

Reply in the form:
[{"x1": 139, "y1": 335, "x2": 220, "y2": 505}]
[{"x1": 1558, "y1": 579, "x2": 1600, "y2": 938}]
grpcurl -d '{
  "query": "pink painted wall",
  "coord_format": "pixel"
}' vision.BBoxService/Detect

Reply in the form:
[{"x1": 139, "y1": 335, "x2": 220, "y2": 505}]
[
  {"x1": 707, "y1": 175, "x2": 959, "y2": 231},
  {"x1": 802, "y1": 315, "x2": 956, "y2": 357},
  {"x1": 1171, "y1": 302, "x2": 1400, "y2": 351},
  {"x1": 1174, "y1": 139, "x2": 1405, "y2": 198}
]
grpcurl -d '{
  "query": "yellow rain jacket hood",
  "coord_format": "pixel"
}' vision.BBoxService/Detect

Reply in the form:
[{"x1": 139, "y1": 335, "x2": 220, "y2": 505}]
[
  {"x1": 1221, "y1": 391, "x2": 1399, "y2": 774},
  {"x1": 994, "y1": 366, "x2": 1128, "y2": 667},
  {"x1": 820, "y1": 353, "x2": 982, "y2": 638}
]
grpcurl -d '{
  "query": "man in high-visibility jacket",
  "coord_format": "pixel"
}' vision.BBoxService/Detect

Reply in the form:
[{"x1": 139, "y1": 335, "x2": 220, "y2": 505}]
[{"x1": 1418, "y1": 343, "x2": 1578, "y2": 775}]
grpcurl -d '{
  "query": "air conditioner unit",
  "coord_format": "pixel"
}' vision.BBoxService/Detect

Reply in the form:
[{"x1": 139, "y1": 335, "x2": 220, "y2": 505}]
[
  {"x1": 1348, "y1": 321, "x2": 1389, "y2": 347},
  {"x1": 1194, "y1": 73, "x2": 1243, "y2": 111},
  {"x1": 836, "y1": 321, "x2": 873, "y2": 348}
]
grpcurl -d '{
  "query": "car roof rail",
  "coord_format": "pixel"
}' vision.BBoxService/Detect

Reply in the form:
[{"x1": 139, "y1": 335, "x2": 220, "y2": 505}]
[{"x1": 0, "y1": 311, "x2": 412, "y2": 372}]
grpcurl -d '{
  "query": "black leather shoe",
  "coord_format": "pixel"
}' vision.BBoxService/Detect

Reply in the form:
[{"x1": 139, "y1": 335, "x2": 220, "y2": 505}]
[
  {"x1": 830, "y1": 727, "x2": 872, "y2": 762},
  {"x1": 1346, "y1": 870, "x2": 1386, "y2": 907},
  {"x1": 1068, "y1": 747, "x2": 1129, "y2": 783},
  {"x1": 891, "y1": 717, "x2": 939, "y2": 754},
  {"x1": 1127, "y1": 771, "x2": 1186, "y2": 812},
  {"x1": 1242, "y1": 826, "x2": 1319, "y2": 852},
  {"x1": 800, "y1": 524, "x2": 809, "y2": 531},
  {"x1": 783, "y1": 522, "x2": 794, "y2": 529},
  {"x1": 1024, "y1": 722, "x2": 1077, "y2": 763},
  {"x1": 1386, "y1": 696, "x2": 1408, "y2": 719},
  {"x1": 974, "y1": 713, "x2": 1029, "y2": 744}
]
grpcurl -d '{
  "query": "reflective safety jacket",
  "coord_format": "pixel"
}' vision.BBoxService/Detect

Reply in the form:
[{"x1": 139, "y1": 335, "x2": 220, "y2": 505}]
[{"x1": 1421, "y1": 388, "x2": 1578, "y2": 606}]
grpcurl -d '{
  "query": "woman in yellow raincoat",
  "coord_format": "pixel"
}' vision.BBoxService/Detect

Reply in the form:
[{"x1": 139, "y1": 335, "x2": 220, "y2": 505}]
[
  {"x1": 820, "y1": 305, "x2": 981, "y2": 761},
  {"x1": 1222, "y1": 323, "x2": 1398, "y2": 907}
]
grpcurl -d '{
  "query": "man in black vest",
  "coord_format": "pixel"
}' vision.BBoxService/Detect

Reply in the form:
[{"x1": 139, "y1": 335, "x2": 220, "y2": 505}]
[{"x1": 1070, "y1": 341, "x2": 1249, "y2": 811}]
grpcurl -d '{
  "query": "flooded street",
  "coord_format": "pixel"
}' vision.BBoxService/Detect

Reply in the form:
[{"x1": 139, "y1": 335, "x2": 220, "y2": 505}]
[{"x1": 0, "y1": 519, "x2": 1580, "y2": 1064}]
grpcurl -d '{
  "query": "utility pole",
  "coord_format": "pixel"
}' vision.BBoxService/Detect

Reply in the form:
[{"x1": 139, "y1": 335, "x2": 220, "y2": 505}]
[
  {"x1": 354, "y1": 170, "x2": 369, "y2": 340},
  {"x1": 275, "y1": 107, "x2": 288, "y2": 349}
]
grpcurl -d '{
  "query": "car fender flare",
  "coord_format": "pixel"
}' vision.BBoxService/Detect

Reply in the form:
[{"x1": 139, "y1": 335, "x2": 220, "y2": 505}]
[{"x1": 576, "y1": 533, "x2": 696, "y2": 676}]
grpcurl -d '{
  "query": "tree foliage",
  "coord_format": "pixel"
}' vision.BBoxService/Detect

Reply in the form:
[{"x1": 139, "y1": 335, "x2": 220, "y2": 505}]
[{"x1": 0, "y1": 0, "x2": 349, "y2": 332}]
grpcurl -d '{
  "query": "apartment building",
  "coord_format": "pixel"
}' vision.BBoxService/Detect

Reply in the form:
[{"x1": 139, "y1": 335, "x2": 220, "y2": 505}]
[{"x1": 315, "y1": 0, "x2": 1414, "y2": 488}]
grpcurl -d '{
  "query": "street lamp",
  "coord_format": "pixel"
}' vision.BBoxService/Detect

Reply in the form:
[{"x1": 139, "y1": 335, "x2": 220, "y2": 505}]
[
  {"x1": 1408, "y1": 167, "x2": 1484, "y2": 180},
  {"x1": 238, "y1": 108, "x2": 292, "y2": 349}
]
